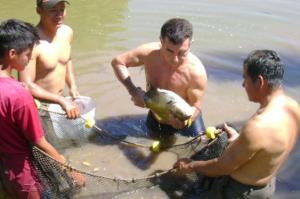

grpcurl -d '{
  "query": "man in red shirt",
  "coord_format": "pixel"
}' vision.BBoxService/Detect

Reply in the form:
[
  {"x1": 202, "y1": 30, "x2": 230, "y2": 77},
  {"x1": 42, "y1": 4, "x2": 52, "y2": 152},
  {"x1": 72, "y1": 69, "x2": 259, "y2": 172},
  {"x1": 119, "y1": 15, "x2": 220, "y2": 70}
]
[{"x1": 0, "y1": 19, "x2": 83, "y2": 198}]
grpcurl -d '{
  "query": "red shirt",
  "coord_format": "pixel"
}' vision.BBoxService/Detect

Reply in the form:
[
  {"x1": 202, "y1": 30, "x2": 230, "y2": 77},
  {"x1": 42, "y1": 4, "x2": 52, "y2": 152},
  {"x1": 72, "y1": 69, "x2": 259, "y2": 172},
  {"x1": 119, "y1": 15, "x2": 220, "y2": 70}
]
[
  {"x1": 0, "y1": 77, "x2": 44, "y2": 196},
  {"x1": 0, "y1": 77, "x2": 43, "y2": 154}
]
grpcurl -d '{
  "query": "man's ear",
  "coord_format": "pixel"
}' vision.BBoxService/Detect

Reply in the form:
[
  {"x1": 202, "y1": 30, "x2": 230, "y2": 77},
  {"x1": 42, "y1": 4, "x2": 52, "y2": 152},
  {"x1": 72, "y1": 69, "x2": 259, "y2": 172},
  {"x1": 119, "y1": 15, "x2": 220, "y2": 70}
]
[
  {"x1": 1, "y1": 49, "x2": 16, "y2": 70},
  {"x1": 36, "y1": 6, "x2": 42, "y2": 15},
  {"x1": 159, "y1": 36, "x2": 163, "y2": 45},
  {"x1": 7, "y1": 49, "x2": 17, "y2": 60},
  {"x1": 257, "y1": 75, "x2": 266, "y2": 89}
]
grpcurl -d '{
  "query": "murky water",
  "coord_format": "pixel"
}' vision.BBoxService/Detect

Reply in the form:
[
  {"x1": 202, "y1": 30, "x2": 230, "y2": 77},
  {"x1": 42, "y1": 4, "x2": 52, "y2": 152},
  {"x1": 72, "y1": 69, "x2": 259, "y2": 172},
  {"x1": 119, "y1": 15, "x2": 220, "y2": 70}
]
[{"x1": 1, "y1": 0, "x2": 300, "y2": 198}]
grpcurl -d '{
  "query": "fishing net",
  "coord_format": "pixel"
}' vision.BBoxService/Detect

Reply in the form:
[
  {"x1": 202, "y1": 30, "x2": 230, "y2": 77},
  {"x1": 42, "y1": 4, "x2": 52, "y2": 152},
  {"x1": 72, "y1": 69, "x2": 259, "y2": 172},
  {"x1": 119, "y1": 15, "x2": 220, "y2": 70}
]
[
  {"x1": 38, "y1": 96, "x2": 97, "y2": 149},
  {"x1": 31, "y1": 133, "x2": 227, "y2": 198},
  {"x1": 28, "y1": 96, "x2": 229, "y2": 198}
]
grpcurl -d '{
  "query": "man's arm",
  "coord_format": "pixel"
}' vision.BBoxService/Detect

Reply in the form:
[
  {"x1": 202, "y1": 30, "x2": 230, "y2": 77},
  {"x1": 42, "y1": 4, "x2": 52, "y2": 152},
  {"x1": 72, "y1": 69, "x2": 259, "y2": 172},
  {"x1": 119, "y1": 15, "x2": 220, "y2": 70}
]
[
  {"x1": 35, "y1": 137, "x2": 65, "y2": 163},
  {"x1": 175, "y1": 122, "x2": 261, "y2": 177},
  {"x1": 64, "y1": 26, "x2": 79, "y2": 98},
  {"x1": 35, "y1": 136, "x2": 85, "y2": 186},
  {"x1": 111, "y1": 44, "x2": 150, "y2": 107},
  {"x1": 186, "y1": 56, "x2": 207, "y2": 121},
  {"x1": 65, "y1": 59, "x2": 80, "y2": 98}
]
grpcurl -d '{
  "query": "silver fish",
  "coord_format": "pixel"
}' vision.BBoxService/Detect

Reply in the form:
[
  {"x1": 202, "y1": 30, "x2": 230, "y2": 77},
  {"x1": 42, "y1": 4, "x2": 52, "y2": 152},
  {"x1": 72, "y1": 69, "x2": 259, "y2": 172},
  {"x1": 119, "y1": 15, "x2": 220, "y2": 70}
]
[{"x1": 144, "y1": 88, "x2": 193, "y2": 122}]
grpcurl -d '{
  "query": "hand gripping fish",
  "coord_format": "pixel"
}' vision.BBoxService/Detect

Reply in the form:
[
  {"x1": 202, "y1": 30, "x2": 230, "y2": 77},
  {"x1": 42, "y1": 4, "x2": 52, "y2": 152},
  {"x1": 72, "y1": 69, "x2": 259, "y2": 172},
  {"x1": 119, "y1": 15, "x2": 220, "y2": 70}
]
[{"x1": 144, "y1": 88, "x2": 193, "y2": 123}]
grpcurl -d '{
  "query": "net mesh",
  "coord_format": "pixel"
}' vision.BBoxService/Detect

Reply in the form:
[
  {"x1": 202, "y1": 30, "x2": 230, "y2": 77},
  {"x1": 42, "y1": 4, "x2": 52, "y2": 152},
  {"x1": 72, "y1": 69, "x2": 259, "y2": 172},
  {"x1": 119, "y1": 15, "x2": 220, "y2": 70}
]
[
  {"x1": 31, "y1": 134, "x2": 227, "y2": 198},
  {"x1": 38, "y1": 102, "x2": 96, "y2": 150},
  {"x1": 27, "y1": 99, "x2": 229, "y2": 198},
  {"x1": 31, "y1": 146, "x2": 163, "y2": 198}
]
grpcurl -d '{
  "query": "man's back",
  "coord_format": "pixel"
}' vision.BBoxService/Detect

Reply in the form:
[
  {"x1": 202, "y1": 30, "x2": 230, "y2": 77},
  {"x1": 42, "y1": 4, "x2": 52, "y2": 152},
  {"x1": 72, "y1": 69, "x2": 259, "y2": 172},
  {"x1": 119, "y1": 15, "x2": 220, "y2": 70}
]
[{"x1": 231, "y1": 93, "x2": 300, "y2": 185}]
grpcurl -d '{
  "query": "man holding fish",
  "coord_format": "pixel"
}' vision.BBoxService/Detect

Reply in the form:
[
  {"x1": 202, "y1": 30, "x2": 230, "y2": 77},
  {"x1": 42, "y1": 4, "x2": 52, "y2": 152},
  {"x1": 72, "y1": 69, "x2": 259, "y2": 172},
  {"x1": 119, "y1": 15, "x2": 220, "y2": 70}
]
[{"x1": 111, "y1": 18, "x2": 207, "y2": 137}]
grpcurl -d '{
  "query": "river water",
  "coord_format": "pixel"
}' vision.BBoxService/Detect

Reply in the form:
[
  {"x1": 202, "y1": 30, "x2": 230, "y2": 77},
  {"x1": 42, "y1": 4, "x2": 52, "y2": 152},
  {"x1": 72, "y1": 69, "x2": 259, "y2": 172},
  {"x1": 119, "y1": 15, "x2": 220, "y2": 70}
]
[{"x1": 1, "y1": 0, "x2": 299, "y2": 198}]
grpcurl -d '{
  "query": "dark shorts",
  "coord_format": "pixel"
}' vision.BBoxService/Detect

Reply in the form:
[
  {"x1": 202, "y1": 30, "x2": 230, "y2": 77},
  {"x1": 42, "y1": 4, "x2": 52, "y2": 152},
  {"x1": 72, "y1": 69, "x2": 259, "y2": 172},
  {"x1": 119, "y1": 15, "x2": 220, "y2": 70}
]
[
  {"x1": 146, "y1": 111, "x2": 205, "y2": 137},
  {"x1": 192, "y1": 176, "x2": 275, "y2": 199}
]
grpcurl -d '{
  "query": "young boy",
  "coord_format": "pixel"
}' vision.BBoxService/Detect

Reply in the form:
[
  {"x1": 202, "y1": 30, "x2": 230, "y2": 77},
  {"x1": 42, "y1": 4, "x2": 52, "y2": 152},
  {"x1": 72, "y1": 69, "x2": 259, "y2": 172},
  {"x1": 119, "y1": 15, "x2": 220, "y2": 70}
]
[{"x1": 0, "y1": 19, "x2": 84, "y2": 199}]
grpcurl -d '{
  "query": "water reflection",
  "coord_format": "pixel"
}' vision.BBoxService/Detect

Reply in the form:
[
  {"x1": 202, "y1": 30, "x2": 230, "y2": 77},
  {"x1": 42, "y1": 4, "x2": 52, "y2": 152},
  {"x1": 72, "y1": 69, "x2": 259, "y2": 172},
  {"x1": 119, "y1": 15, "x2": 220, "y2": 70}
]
[{"x1": 67, "y1": 0, "x2": 129, "y2": 51}]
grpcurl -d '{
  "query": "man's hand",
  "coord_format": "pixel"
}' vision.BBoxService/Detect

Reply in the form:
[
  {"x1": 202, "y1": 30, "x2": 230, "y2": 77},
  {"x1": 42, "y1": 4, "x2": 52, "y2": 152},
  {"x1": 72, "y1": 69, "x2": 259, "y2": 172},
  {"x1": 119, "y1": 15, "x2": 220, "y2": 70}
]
[
  {"x1": 130, "y1": 87, "x2": 146, "y2": 108},
  {"x1": 70, "y1": 170, "x2": 86, "y2": 187},
  {"x1": 224, "y1": 123, "x2": 239, "y2": 143},
  {"x1": 173, "y1": 158, "x2": 194, "y2": 175},
  {"x1": 69, "y1": 87, "x2": 80, "y2": 99},
  {"x1": 59, "y1": 97, "x2": 80, "y2": 119},
  {"x1": 166, "y1": 113, "x2": 187, "y2": 129}
]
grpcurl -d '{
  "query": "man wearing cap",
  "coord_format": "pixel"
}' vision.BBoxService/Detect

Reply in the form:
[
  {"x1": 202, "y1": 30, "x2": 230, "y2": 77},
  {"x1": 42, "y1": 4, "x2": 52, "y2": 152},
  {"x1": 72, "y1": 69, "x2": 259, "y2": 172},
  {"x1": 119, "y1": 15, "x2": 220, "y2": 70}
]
[{"x1": 19, "y1": 0, "x2": 80, "y2": 119}]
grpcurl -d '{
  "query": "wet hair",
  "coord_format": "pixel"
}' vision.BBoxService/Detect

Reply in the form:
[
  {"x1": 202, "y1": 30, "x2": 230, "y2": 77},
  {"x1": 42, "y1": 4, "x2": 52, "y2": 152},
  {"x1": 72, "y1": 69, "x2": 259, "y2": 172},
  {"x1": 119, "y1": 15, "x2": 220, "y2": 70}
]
[
  {"x1": 0, "y1": 19, "x2": 39, "y2": 59},
  {"x1": 160, "y1": 18, "x2": 193, "y2": 45},
  {"x1": 243, "y1": 50, "x2": 284, "y2": 90}
]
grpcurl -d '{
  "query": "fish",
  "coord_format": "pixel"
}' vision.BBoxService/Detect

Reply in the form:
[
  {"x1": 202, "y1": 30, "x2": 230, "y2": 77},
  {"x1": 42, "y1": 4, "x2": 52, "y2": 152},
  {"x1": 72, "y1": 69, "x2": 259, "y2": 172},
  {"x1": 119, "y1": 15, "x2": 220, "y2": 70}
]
[{"x1": 144, "y1": 88, "x2": 193, "y2": 122}]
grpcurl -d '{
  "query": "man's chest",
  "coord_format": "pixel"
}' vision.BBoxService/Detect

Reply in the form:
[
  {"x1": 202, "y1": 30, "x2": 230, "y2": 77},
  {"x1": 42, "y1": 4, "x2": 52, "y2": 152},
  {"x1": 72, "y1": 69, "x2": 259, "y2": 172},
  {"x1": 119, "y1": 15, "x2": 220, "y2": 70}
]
[
  {"x1": 37, "y1": 41, "x2": 71, "y2": 70},
  {"x1": 145, "y1": 65, "x2": 188, "y2": 96}
]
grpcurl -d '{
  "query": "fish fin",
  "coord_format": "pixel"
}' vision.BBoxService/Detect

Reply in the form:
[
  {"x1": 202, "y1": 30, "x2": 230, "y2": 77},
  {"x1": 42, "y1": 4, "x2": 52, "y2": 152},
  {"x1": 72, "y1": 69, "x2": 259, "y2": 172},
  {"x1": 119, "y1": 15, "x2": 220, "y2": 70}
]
[
  {"x1": 148, "y1": 85, "x2": 157, "y2": 91},
  {"x1": 153, "y1": 112, "x2": 163, "y2": 121},
  {"x1": 187, "y1": 118, "x2": 193, "y2": 127}
]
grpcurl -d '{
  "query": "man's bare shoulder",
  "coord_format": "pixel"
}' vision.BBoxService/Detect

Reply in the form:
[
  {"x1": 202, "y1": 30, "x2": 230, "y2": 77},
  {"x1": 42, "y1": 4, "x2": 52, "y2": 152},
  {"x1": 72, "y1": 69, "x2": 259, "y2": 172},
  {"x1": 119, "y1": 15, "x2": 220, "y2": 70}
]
[
  {"x1": 31, "y1": 40, "x2": 49, "y2": 57},
  {"x1": 137, "y1": 42, "x2": 160, "y2": 54},
  {"x1": 284, "y1": 95, "x2": 300, "y2": 112},
  {"x1": 188, "y1": 53, "x2": 207, "y2": 80},
  {"x1": 281, "y1": 95, "x2": 300, "y2": 130},
  {"x1": 35, "y1": 39, "x2": 54, "y2": 53},
  {"x1": 140, "y1": 42, "x2": 160, "y2": 48},
  {"x1": 247, "y1": 106, "x2": 283, "y2": 137},
  {"x1": 188, "y1": 53, "x2": 205, "y2": 69},
  {"x1": 58, "y1": 24, "x2": 72, "y2": 33},
  {"x1": 268, "y1": 95, "x2": 300, "y2": 123},
  {"x1": 242, "y1": 95, "x2": 300, "y2": 146},
  {"x1": 127, "y1": 42, "x2": 160, "y2": 58},
  {"x1": 57, "y1": 24, "x2": 73, "y2": 41}
]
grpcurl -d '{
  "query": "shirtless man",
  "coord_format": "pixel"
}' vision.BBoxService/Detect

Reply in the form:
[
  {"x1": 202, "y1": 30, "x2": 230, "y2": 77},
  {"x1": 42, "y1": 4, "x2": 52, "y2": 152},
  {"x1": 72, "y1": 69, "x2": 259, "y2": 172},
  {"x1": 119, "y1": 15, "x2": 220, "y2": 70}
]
[
  {"x1": 174, "y1": 50, "x2": 300, "y2": 198},
  {"x1": 19, "y1": 0, "x2": 80, "y2": 119},
  {"x1": 111, "y1": 18, "x2": 207, "y2": 137}
]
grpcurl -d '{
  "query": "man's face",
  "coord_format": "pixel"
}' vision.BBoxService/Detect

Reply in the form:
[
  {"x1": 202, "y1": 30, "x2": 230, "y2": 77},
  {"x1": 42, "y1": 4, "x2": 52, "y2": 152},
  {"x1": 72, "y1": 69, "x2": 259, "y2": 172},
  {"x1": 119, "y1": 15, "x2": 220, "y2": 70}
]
[
  {"x1": 242, "y1": 65, "x2": 259, "y2": 102},
  {"x1": 160, "y1": 37, "x2": 190, "y2": 67},
  {"x1": 39, "y1": 2, "x2": 67, "y2": 28},
  {"x1": 12, "y1": 48, "x2": 33, "y2": 71}
]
